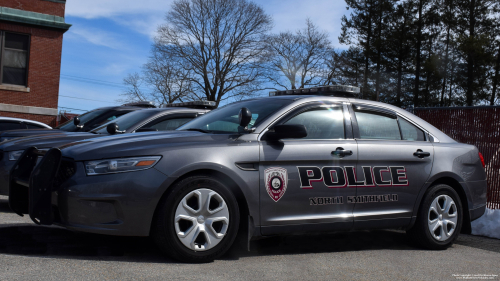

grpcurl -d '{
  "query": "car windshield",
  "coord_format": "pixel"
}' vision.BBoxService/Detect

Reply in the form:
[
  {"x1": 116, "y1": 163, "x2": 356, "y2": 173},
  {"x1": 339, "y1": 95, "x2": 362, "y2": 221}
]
[
  {"x1": 177, "y1": 98, "x2": 293, "y2": 133},
  {"x1": 92, "y1": 110, "x2": 159, "y2": 134},
  {"x1": 55, "y1": 109, "x2": 109, "y2": 132}
]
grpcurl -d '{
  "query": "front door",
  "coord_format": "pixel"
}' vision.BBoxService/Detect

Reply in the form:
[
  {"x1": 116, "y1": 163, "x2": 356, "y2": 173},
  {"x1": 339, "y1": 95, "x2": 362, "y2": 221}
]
[
  {"x1": 259, "y1": 103, "x2": 358, "y2": 235},
  {"x1": 350, "y1": 104, "x2": 434, "y2": 228}
]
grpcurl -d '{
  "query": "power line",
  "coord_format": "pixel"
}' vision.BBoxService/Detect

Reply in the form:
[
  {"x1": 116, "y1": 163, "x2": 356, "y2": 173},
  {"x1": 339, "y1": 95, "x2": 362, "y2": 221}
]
[
  {"x1": 60, "y1": 74, "x2": 150, "y2": 91},
  {"x1": 59, "y1": 95, "x2": 117, "y2": 104},
  {"x1": 61, "y1": 76, "x2": 128, "y2": 89},
  {"x1": 58, "y1": 106, "x2": 88, "y2": 112},
  {"x1": 61, "y1": 74, "x2": 124, "y2": 86}
]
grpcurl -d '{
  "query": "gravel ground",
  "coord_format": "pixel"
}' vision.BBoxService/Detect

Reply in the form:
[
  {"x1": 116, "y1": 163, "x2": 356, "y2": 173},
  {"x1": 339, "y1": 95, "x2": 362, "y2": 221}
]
[{"x1": 0, "y1": 196, "x2": 498, "y2": 281}]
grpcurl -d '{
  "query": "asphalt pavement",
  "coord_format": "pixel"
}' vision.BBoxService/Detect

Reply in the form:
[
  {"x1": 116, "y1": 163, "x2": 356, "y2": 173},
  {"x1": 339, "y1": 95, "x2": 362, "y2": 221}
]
[{"x1": 0, "y1": 195, "x2": 498, "y2": 281}]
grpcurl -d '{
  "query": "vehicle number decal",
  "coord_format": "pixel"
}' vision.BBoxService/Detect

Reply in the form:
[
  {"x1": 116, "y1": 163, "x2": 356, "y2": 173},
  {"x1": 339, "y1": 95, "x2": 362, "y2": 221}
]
[{"x1": 265, "y1": 167, "x2": 288, "y2": 202}]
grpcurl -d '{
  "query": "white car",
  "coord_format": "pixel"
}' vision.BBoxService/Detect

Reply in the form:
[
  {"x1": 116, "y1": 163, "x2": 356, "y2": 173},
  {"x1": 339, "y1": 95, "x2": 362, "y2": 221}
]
[{"x1": 0, "y1": 117, "x2": 51, "y2": 132}]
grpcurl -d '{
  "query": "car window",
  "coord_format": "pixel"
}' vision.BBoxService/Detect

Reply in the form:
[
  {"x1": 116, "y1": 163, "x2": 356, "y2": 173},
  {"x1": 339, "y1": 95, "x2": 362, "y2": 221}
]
[
  {"x1": 55, "y1": 109, "x2": 108, "y2": 131},
  {"x1": 355, "y1": 110, "x2": 401, "y2": 140},
  {"x1": 177, "y1": 99, "x2": 293, "y2": 133},
  {"x1": 399, "y1": 118, "x2": 425, "y2": 141},
  {"x1": 283, "y1": 106, "x2": 344, "y2": 139},
  {"x1": 0, "y1": 122, "x2": 20, "y2": 131},
  {"x1": 92, "y1": 110, "x2": 159, "y2": 134},
  {"x1": 86, "y1": 111, "x2": 131, "y2": 130},
  {"x1": 26, "y1": 123, "x2": 46, "y2": 129},
  {"x1": 145, "y1": 118, "x2": 193, "y2": 131}
]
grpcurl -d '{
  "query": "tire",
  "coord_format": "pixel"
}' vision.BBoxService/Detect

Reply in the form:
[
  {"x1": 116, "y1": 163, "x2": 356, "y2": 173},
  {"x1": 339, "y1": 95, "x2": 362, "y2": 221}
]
[
  {"x1": 152, "y1": 175, "x2": 240, "y2": 263},
  {"x1": 407, "y1": 184, "x2": 463, "y2": 250}
]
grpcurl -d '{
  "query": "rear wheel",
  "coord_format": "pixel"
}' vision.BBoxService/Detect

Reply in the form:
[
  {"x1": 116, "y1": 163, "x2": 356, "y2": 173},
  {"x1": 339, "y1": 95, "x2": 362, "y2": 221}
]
[
  {"x1": 152, "y1": 175, "x2": 240, "y2": 263},
  {"x1": 408, "y1": 184, "x2": 463, "y2": 250}
]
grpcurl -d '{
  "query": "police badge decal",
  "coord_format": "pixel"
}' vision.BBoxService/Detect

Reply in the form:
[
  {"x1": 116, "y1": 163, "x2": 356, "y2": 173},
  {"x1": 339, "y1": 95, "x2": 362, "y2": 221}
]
[{"x1": 265, "y1": 167, "x2": 288, "y2": 202}]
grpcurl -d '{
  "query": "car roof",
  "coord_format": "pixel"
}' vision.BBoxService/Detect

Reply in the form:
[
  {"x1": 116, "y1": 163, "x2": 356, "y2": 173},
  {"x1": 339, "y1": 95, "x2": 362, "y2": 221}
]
[
  {"x1": 247, "y1": 95, "x2": 454, "y2": 143},
  {"x1": 0, "y1": 117, "x2": 52, "y2": 128}
]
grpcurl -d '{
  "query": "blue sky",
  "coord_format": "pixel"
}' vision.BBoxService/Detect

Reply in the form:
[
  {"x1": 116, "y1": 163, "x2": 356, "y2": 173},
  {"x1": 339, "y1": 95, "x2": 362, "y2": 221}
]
[{"x1": 59, "y1": 0, "x2": 350, "y2": 113}]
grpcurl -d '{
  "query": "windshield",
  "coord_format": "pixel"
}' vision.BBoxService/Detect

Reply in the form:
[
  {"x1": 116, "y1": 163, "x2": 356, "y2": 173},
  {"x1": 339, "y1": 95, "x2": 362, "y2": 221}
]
[
  {"x1": 56, "y1": 109, "x2": 108, "y2": 132},
  {"x1": 92, "y1": 110, "x2": 159, "y2": 134},
  {"x1": 177, "y1": 98, "x2": 293, "y2": 133}
]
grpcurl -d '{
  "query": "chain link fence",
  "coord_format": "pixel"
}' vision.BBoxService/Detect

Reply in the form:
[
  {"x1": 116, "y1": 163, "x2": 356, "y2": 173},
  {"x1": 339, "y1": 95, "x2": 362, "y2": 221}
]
[{"x1": 411, "y1": 106, "x2": 500, "y2": 209}]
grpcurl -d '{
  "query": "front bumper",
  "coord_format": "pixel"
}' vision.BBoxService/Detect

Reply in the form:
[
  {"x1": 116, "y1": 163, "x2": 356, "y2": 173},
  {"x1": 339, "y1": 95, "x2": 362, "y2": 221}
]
[{"x1": 10, "y1": 148, "x2": 169, "y2": 236}]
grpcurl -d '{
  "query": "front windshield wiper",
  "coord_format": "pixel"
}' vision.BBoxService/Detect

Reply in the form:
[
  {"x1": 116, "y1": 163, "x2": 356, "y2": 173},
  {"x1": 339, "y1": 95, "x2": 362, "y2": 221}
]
[{"x1": 182, "y1": 128, "x2": 211, "y2": 133}]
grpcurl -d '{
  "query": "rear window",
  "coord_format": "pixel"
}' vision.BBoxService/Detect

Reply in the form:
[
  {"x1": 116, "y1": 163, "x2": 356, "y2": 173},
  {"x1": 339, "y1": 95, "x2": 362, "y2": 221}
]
[{"x1": 354, "y1": 111, "x2": 401, "y2": 140}]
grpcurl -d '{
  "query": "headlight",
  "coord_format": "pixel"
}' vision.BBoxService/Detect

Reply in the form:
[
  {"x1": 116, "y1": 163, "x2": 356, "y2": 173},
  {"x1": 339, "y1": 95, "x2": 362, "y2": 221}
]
[
  {"x1": 85, "y1": 156, "x2": 161, "y2": 175},
  {"x1": 9, "y1": 148, "x2": 50, "y2": 161}
]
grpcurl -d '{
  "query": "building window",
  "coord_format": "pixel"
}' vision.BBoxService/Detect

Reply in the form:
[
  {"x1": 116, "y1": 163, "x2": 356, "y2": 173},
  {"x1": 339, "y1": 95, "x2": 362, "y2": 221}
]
[{"x1": 0, "y1": 32, "x2": 30, "y2": 86}]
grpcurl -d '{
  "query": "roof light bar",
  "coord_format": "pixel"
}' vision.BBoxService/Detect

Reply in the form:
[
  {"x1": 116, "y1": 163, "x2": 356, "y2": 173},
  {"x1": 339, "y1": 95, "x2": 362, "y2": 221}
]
[
  {"x1": 161, "y1": 101, "x2": 217, "y2": 109},
  {"x1": 269, "y1": 85, "x2": 360, "y2": 97},
  {"x1": 122, "y1": 101, "x2": 156, "y2": 108}
]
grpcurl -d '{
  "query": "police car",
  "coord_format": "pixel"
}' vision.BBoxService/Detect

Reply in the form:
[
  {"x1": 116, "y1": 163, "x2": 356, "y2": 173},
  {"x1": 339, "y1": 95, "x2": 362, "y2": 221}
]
[
  {"x1": 0, "y1": 102, "x2": 157, "y2": 143},
  {"x1": 0, "y1": 101, "x2": 214, "y2": 196},
  {"x1": 9, "y1": 86, "x2": 487, "y2": 263}
]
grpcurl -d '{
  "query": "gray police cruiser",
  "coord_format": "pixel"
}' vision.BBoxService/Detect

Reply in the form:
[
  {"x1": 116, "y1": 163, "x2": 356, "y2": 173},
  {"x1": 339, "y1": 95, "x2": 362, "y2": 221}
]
[
  {"x1": 9, "y1": 86, "x2": 487, "y2": 263},
  {"x1": 0, "y1": 101, "x2": 214, "y2": 196}
]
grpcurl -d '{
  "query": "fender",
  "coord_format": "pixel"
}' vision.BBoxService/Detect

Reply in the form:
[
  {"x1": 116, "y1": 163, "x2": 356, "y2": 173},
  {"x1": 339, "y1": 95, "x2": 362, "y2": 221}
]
[
  {"x1": 153, "y1": 162, "x2": 259, "y2": 225},
  {"x1": 409, "y1": 171, "x2": 470, "y2": 229}
]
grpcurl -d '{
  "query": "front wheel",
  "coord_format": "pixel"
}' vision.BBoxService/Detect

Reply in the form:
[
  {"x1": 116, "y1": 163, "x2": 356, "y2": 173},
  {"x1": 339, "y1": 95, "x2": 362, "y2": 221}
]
[
  {"x1": 408, "y1": 184, "x2": 463, "y2": 250},
  {"x1": 152, "y1": 175, "x2": 240, "y2": 263}
]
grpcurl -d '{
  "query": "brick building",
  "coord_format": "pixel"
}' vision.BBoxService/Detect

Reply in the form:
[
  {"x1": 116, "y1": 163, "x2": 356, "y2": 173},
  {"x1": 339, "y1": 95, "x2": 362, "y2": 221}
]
[{"x1": 0, "y1": 0, "x2": 70, "y2": 126}]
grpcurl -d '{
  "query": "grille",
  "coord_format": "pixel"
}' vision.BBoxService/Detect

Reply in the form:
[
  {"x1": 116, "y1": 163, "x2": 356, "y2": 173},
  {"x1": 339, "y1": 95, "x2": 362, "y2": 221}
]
[{"x1": 53, "y1": 160, "x2": 76, "y2": 190}]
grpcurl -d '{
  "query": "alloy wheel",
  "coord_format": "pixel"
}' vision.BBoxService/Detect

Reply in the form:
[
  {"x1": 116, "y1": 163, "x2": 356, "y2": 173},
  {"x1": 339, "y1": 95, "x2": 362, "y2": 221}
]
[{"x1": 174, "y1": 188, "x2": 229, "y2": 251}]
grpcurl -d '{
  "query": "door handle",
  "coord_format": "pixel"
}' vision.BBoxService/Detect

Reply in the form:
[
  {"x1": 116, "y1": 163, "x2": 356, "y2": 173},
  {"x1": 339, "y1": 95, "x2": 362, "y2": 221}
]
[
  {"x1": 413, "y1": 149, "x2": 431, "y2": 158},
  {"x1": 332, "y1": 147, "x2": 353, "y2": 157}
]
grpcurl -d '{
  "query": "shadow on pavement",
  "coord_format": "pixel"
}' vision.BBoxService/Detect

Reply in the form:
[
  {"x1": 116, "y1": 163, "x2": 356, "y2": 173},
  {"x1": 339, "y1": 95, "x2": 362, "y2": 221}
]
[
  {"x1": 0, "y1": 198, "x2": 12, "y2": 213},
  {"x1": 0, "y1": 223, "x2": 423, "y2": 263},
  {"x1": 1, "y1": 195, "x2": 498, "y2": 262}
]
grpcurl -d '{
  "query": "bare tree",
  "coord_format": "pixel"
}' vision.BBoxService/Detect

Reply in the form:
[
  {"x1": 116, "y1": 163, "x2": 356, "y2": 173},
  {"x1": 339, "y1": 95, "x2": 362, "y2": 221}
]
[
  {"x1": 121, "y1": 52, "x2": 197, "y2": 106},
  {"x1": 153, "y1": 0, "x2": 272, "y2": 107},
  {"x1": 122, "y1": 73, "x2": 149, "y2": 103},
  {"x1": 264, "y1": 19, "x2": 331, "y2": 90}
]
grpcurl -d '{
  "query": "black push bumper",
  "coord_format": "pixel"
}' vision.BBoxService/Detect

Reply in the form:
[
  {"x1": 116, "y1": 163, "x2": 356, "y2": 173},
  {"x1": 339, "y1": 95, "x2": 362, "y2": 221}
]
[{"x1": 9, "y1": 147, "x2": 65, "y2": 225}]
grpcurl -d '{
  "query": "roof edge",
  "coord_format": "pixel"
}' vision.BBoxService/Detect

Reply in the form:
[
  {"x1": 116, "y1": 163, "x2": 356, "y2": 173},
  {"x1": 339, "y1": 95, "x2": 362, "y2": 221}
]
[{"x1": 0, "y1": 7, "x2": 71, "y2": 32}]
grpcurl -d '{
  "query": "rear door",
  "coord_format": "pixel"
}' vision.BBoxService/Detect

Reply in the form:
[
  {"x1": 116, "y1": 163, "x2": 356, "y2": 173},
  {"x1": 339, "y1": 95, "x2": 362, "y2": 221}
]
[
  {"x1": 350, "y1": 104, "x2": 434, "y2": 228},
  {"x1": 259, "y1": 102, "x2": 358, "y2": 235}
]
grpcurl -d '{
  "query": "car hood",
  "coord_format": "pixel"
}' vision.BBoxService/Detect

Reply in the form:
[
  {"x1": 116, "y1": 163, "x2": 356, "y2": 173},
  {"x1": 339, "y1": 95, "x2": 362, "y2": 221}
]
[
  {"x1": 0, "y1": 129, "x2": 62, "y2": 138},
  {"x1": 59, "y1": 131, "x2": 234, "y2": 161},
  {"x1": 0, "y1": 132, "x2": 98, "y2": 152}
]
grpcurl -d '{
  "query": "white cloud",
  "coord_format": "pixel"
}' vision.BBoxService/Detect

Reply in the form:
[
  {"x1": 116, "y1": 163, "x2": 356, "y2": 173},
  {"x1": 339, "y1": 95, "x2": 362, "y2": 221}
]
[
  {"x1": 65, "y1": 0, "x2": 173, "y2": 19},
  {"x1": 68, "y1": 26, "x2": 126, "y2": 49},
  {"x1": 66, "y1": 0, "x2": 349, "y2": 45}
]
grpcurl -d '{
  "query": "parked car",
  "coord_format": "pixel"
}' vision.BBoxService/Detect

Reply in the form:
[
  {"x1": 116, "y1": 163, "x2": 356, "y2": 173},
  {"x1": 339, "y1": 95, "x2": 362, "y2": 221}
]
[
  {"x1": 0, "y1": 117, "x2": 51, "y2": 132},
  {"x1": 0, "y1": 102, "x2": 156, "y2": 143},
  {"x1": 10, "y1": 86, "x2": 487, "y2": 263},
  {"x1": 0, "y1": 101, "x2": 214, "y2": 196}
]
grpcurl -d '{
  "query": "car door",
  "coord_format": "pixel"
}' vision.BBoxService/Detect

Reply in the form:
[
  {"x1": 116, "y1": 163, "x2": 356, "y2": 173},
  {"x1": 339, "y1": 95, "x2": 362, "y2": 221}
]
[
  {"x1": 350, "y1": 104, "x2": 434, "y2": 229},
  {"x1": 259, "y1": 102, "x2": 357, "y2": 235}
]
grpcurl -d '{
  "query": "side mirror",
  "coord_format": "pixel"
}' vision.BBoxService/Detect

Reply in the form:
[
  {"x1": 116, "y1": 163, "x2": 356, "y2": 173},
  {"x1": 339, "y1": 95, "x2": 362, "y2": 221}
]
[
  {"x1": 136, "y1": 128, "x2": 158, "y2": 133},
  {"x1": 238, "y1": 107, "x2": 252, "y2": 129},
  {"x1": 73, "y1": 117, "x2": 81, "y2": 126},
  {"x1": 265, "y1": 124, "x2": 307, "y2": 141},
  {"x1": 106, "y1": 123, "x2": 120, "y2": 135}
]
